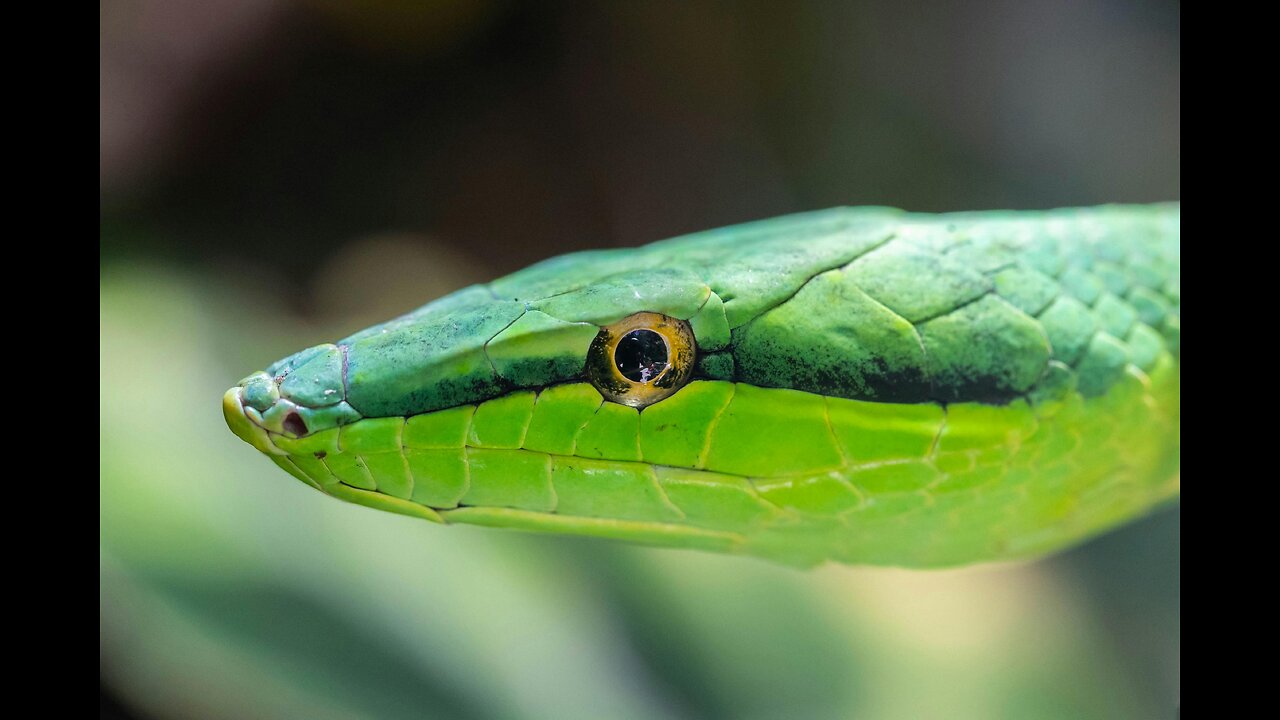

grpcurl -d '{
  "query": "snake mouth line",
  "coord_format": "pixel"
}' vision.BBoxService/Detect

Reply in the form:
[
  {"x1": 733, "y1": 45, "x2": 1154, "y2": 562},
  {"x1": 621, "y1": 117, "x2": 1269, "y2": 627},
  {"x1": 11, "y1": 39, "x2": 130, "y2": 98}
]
[{"x1": 225, "y1": 384, "x2": 763, "y2": 556}]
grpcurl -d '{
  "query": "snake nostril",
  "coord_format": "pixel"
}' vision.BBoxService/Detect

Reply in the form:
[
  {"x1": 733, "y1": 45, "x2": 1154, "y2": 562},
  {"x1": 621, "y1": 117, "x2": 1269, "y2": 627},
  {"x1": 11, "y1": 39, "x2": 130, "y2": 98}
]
[{"x1": 282, "y1": 412, "x2": 307, "y2": 437}]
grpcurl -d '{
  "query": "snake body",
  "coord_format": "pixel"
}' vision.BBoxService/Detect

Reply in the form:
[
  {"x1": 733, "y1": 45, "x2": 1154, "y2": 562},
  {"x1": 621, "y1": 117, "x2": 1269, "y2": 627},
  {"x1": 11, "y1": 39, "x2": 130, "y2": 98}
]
[{"x1": 225, "y1": 204, "x2": 1180, "y2": 567}]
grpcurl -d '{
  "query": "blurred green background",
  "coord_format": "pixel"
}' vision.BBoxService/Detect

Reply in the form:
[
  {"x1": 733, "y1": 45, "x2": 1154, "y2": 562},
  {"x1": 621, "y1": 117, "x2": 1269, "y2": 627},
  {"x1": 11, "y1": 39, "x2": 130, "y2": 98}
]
[{"x1": 100, "y1": 1, "x2": 1180, "y2": 718}]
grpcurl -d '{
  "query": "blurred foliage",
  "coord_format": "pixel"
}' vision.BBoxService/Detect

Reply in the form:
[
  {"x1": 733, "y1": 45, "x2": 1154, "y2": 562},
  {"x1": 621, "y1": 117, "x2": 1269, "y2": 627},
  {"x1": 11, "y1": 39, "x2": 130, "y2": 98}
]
[{"x1": 101, "y1": 1, "x2": 1178, "y2": 718}]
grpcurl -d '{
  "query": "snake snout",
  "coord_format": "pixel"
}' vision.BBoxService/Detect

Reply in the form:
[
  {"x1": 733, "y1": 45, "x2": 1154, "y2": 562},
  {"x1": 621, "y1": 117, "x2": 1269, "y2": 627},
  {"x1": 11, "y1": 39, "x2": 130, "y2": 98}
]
[
  {"x1": 232, "y1": 372, "x2": 306, "y2": 436},
  {"x1": 226, "y1": 365, "x2": 364, "y2": 449},
  {"x1": 223, "y1": 376, "x2": 330, "y2": 456}
]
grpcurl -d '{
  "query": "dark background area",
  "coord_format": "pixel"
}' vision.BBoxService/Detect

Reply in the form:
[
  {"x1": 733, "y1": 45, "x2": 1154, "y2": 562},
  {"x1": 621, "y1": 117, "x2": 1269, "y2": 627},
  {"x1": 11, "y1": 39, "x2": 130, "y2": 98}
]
[
  {"x1": 101, "y1": 2, "x2": 1178, "y2": 718},
  {"x1": 102, "y1": 0, "x2": 1178, "y2": 299}
]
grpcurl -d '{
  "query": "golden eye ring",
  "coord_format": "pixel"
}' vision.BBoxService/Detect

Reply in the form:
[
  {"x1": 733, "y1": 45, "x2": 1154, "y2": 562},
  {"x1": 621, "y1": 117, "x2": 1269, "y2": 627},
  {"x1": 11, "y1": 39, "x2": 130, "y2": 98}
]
[{"x1": 585, "y1": 312, "x2": 697, "y2": 408}]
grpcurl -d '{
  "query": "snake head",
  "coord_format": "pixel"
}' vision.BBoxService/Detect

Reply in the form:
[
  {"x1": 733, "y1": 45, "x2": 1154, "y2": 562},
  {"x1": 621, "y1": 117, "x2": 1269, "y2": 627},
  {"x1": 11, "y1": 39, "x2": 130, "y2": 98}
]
[{"x1": 223, "y1": 205, "x2": 1179, "y2": 568}]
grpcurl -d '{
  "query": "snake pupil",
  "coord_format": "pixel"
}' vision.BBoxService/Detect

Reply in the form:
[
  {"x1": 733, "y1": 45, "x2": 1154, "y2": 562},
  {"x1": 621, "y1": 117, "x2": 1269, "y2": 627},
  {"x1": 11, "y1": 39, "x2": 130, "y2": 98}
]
[{"x1": 615, "y1": 329, "x2": 669, "y2": 384}]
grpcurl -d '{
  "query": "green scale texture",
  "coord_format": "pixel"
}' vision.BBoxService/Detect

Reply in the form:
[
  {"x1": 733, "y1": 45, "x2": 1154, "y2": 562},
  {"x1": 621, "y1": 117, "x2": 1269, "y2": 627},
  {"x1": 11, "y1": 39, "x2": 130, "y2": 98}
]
[{"x1": 227, "y1": 204, "x2": 1180, "y2": 568}]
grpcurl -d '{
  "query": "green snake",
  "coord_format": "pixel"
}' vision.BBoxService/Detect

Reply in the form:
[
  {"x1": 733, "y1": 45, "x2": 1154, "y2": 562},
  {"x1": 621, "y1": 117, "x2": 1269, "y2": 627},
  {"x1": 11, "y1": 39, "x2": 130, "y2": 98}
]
[{"x1": 224, "y1": 204, "x2": 1180, "y2": 568}]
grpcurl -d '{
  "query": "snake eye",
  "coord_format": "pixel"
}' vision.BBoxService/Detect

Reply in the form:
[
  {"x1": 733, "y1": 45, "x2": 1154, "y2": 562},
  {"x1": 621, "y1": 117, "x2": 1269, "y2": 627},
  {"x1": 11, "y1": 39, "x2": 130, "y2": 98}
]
[{"x1": 585, "y1": 312, "x2": 696, "y2": 408}]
